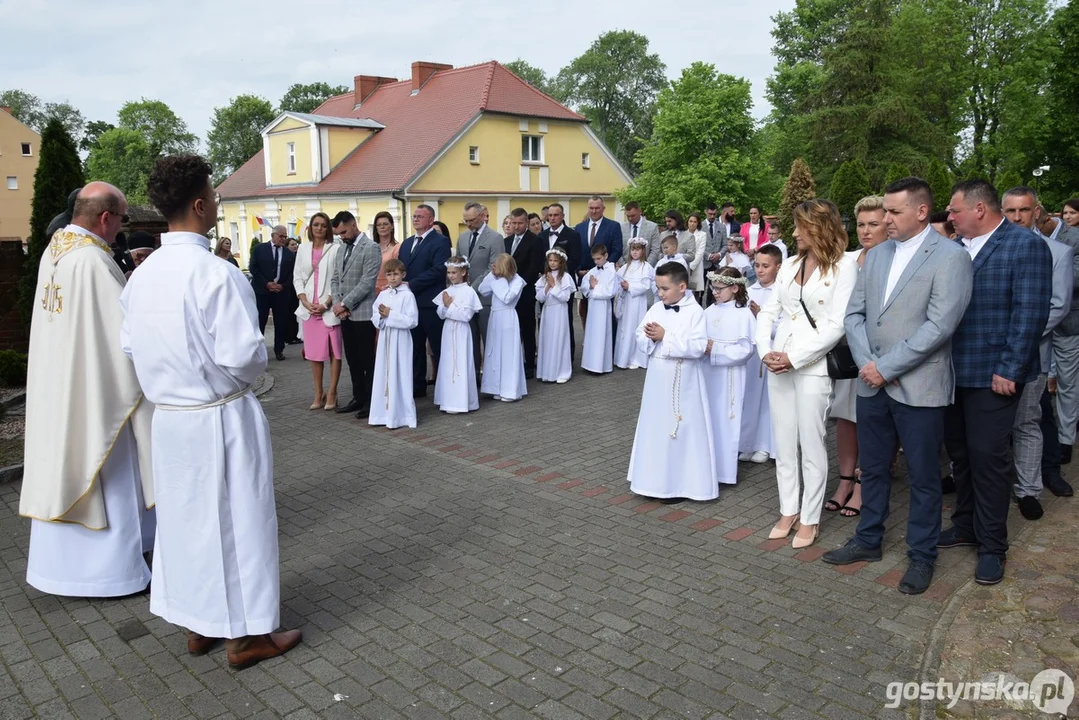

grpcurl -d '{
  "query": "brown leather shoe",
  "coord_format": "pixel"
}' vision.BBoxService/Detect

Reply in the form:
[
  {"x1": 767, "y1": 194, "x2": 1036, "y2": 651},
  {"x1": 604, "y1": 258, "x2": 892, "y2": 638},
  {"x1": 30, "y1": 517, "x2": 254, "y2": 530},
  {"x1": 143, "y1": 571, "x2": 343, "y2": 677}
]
[
  {"x1": 187, "y1": 632, "x2": 218, "y2": 656},
  {"x1": 226, "y1": 630, "x2": 302, "y2": 671}
]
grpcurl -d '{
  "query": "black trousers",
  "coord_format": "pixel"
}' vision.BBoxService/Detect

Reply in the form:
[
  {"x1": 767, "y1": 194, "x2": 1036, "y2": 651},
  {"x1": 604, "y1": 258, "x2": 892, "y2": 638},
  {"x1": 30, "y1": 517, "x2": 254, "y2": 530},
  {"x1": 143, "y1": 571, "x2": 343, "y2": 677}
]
[
  {"x1": 412, "y1": 307, "x2": 443, "y2": 396},
  {"x1": 340, "y1": 320, "x2": 377, "y2": 406},
  {"x1": 517, "y1": 294, "x2": 537, "y2": 372},
  {"x1": 255, "y1": 292, "x2": 292, "y2": 354},
  {"x1": 944, "y1": 386, "x2": 1022, "y2": 557}
]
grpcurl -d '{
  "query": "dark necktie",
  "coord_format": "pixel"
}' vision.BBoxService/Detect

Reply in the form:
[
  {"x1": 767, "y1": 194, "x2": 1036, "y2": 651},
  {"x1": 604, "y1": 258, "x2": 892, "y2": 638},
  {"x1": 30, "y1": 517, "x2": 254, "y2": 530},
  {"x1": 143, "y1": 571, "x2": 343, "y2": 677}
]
[
  {"x1": 343, "y1": 242, "x2": 354, "y2": 265},
  {"x1": 590, "y1": 222, "x2": 597, "y2": 247},
  {"x1": 631, "y1": 223, "x2": 637, "y2": 238},
  {"x1": 468, "y1": 231, "x2": 478, "y2": 258},
  {"x1": 708, "y1": 220, "x2": 714, "y2": 238},
  {"x1": 664, "y1": 304, "x2": 681, "y2": 312}
]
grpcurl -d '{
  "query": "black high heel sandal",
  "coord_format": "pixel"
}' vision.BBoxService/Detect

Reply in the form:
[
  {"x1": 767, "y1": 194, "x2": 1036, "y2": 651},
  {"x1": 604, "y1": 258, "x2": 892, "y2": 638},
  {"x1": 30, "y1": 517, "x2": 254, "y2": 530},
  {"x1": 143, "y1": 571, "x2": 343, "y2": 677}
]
[
  {"x1": 840, "y1": 473, "x2": 862, "y2": 517},
  {"x1": 824, "y1": 475, "x2": 856, "y2": 512}
]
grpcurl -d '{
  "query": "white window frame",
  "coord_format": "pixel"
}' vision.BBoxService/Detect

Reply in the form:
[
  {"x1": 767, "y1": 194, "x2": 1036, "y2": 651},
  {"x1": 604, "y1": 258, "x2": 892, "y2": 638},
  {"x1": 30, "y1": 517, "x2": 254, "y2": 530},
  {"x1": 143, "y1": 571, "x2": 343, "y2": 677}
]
[
  {"x1": 469, "y1": 146, "x2": 480, "y2": 164},
  {"x1": 229, "y1": 222, "x2": 239, "y2": 241},
  {"x1": 582, "y1": 152, "x2": 591, "y2": 169},
  {"x1": 5, "y1": 176, "x2": 17, "y2": 190},
  {"x1": 287, "y1": 142, "x2": 296, "y2": 174},
  {"x1": 20, "y1": 143, "x2": 31, "y2": 157},
  {"x1": 522, "y1": 135, "x2": 544, "y2": 164},
  {"x1": 287, "y1": 222, "x2": 297, "y2": 238}
]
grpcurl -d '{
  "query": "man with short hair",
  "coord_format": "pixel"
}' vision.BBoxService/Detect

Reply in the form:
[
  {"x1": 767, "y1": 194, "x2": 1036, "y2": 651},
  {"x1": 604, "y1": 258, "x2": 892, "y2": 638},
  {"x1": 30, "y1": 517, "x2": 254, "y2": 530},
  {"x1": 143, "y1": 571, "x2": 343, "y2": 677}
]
[
  {"x1": 648, "y1": 210, "x2": 696, "y2": 266},
  {"x1": 249, "y1": 224, "x2": 295, "y2": 361},
  {"x1": 505, "y1": 207, "x2": 544, "y2": 378},
  {"x1": 824, "y1": 177, "x2": 973, "y2": 595},
  {"x1": 721, "y1": 203, "x2": 740, "y2": 237},
  {"x1": 940, "y1": 179, "x2": 1051, "y2": 586},
  {"x1": 399, "y1": 204, "x2": 452, "y2": 397},
  {"x1": 20, "y1": 181, "x2": 157, "y2": 598},
  {"x1": 330, "y1": 211, "x2": 382, "y2": 417},
  {"x1": 458, "y1": 202, "x2": 503, "y2": 376},
  {"x1": 574, "y1": 196, "x2": 622, "y2": 326},
  {"x1": 122, "y1": 154, "x2": 300, "y2": 668},
  {"x1": 1001, "y1": 186, "x2": 1074, "y2": 519},
  {"x1": 537, "y1": 203, "x2": 582, "y2": 356},
  {"x1": 703, "y1": 202, "x2": 726, "y2": 274},
  {"x1": 540, "y1": 205, "x2": 550, "y2": 230},
  {"x1": 622, "y1": 201, "x2": 661, "y2": 267}
]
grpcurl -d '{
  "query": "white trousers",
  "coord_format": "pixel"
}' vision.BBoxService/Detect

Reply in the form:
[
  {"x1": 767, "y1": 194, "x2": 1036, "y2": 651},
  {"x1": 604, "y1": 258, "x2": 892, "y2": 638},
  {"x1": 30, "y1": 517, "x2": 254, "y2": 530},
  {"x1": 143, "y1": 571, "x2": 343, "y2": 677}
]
[{"x1": 767, "y1": 371, "x2": 834, "y2": 526}]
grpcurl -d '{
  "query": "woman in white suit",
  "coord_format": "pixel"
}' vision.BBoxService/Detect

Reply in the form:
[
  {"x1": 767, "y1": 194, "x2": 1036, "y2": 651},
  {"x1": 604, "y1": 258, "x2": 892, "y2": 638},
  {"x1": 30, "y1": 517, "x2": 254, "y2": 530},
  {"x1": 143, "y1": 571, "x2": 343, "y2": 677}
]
[
  {"x1": 686, "y1": 213, "x2": 709, "y2": 302},
  {"x1": 294, "y1": 212, "x2": 342, "y2": 410},
  {"x1": 755, "y1": 199, "x2": 858, "y2": 548}
]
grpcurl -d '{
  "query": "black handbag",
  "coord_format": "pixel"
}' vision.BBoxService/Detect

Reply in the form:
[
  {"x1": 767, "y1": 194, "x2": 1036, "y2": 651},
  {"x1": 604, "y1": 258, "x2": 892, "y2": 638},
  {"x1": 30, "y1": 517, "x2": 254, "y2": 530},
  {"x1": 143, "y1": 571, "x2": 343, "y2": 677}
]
[{"x1": 798, "y1": 261, "x2": 859, "y2": 380}]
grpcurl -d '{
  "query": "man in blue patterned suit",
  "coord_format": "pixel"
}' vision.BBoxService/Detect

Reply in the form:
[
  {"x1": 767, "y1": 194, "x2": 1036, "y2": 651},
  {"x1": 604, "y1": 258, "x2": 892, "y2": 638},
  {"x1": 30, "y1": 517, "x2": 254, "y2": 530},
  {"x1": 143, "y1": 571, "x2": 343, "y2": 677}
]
[{"x1": 940, "y1": 179, "x2": 1052, "y2": 586}]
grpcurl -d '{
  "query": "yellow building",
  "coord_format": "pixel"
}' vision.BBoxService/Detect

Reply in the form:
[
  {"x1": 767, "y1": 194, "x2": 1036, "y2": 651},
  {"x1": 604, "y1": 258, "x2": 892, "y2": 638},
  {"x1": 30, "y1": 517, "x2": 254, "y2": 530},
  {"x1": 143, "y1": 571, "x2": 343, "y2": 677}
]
[
  {"x1": 216, "y1": 60, "x2": 634, "y2": 267},
  {"x1": 0, "y1": 108, "x2": 41, "y2": 242}
]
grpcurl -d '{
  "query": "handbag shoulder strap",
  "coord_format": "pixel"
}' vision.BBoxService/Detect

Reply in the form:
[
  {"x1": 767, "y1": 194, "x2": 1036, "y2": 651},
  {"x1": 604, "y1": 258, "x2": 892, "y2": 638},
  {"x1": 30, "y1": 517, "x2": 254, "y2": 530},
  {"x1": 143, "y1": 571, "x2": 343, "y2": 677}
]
[{"x1": 798, "y1": 260, "x2": 818, "y2": 330}]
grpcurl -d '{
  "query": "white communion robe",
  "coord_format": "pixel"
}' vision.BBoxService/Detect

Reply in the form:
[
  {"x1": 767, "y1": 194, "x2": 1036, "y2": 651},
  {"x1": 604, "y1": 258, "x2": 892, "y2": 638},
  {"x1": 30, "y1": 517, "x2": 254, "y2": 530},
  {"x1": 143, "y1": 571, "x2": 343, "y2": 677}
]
[
  {"x1": 614, "y1": 261, "x2": 655, "y2": 369},
  {"x1": 580, "y1": 263, "x2": 618, "y2": 373},
  {"x1": 120, "y1": 231, "x2": 280, "y2": 639},
  {"x1": 702, "y1": 300, "x2": 756, "y2": 485},
  {"x1": 434, "y1": 283, "x2": 481, "y2": 413},
  {"x1": 534, "y1": 272, "x2": 576, "y2": 382},
  {"x1": 371, "y1": 286, "x2": 419, "y2": 428},
  {"x1": 21, "y1": 225, "x2": 156, "y2": 598},
  {"x1": 479, "y1": 274, "x2": 528, "y2": 400},
  {"x1": 627, "y1": 297, "x2": 718, "y2": 501},
  {"x1": 740, "y1": 282, "x2": 778, "y2": 456}
]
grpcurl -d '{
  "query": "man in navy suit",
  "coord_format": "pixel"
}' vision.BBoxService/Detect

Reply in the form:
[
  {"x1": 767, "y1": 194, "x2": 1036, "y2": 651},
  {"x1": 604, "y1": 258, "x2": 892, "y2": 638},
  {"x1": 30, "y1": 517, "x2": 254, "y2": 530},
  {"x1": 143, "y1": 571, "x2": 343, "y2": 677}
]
[
  {"x1": 574, "y1": 195, "x2": 622, "y2": 327},
  {"x1": 940, "y1": 179, "x2": 1052, "y2": 586},
  {"x1": 399, "y1": 204, "x2": 452, "y2": 397},
  {"x1": 505, "y1": 207, "x2": 544, "y2": 378},
  {"x1": 537, "y1": 203, "x2": 582, "y2": 357},
  {"x1": 249, "y1": 225, "x2": 295, "y2": 361}
]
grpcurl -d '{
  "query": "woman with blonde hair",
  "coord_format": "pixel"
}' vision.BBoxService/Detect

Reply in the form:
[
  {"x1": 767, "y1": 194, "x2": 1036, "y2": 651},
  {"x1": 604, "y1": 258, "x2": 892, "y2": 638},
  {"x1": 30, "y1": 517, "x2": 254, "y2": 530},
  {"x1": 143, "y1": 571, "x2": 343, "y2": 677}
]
[
  {"x1": 755, "y1": 199, "x2": 858, "y2": 548},
  {"x1": 294, "y1": 212, "x2": 342, "y2": 410},
  {"x1": 214, "y1": 236, "x2": 239, "y2": 266}
]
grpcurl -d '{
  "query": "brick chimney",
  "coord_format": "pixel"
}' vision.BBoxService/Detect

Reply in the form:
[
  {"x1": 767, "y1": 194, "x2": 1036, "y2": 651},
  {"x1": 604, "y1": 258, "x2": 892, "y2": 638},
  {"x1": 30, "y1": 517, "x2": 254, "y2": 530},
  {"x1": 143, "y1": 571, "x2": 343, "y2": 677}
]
[
  {"x1": 411, "y1": 61, "x2": 452, "y2": 93},
  {"x1": 353, "y1": 75, "x2": 398, "y2": 107}
]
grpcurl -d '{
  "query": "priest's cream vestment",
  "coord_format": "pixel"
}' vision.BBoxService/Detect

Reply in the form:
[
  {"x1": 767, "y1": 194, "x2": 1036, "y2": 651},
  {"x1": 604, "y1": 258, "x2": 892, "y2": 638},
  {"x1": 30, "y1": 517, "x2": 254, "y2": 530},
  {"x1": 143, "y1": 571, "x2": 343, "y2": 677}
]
[
  {"x1": 120, "y1": 231, "x2": 280, "y2": 639},
  {"x1": 19, "y1": 226, "x2": 156, "y2": 597}
]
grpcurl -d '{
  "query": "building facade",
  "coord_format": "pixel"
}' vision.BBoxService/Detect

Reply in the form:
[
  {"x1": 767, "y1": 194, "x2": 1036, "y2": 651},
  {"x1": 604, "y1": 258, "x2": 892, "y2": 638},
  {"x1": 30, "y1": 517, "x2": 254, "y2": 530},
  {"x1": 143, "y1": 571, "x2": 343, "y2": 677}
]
[
  {"x1": 0, "y1": 108, "x2": 41, "y2": 243},
  {"x1": 216, "y1": 61, "x2": 634, "y2": 267}
]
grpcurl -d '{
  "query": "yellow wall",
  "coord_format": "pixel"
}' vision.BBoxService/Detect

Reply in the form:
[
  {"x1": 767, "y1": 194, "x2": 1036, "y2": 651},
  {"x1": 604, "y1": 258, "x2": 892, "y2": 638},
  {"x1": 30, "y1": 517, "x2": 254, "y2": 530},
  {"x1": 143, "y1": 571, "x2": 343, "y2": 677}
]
[
  {"x1": 270, "y1": 117, "x2": 308, "y2": 133},
  {"x1": 410, "y1": 114, "x2": 629, "y2": 196},
  {"x1": 0, "y1": 112, "x2": 40, "y2": 241},
  {"x1": 267, "y1": 128, "x2": 313, "y2": 185},
  {"x1": 326, "y1": 127, "x2": 374, "y2": 169}
]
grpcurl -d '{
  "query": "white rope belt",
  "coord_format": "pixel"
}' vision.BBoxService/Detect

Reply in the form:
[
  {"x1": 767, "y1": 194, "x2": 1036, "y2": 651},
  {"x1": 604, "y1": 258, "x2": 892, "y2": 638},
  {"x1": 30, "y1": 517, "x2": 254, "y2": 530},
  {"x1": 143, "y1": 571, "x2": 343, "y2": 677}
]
[{"x1": 155, "y1": 385, "x2": 253, "y2": 412}]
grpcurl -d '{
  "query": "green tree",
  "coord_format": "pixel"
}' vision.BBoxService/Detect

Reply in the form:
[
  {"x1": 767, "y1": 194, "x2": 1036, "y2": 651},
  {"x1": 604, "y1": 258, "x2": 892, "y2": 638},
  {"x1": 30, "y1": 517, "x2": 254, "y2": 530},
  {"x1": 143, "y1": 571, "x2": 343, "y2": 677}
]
[
  {"x1": 85, "y1": 128, "x2": 153, "y2": 205},
  {"x1": 828, "y1": 159, "x2": 873, "y2": 226},
  {"x1": 0, "y1": 90, "x2": 85, "y2": 143},
  {"x1": 504, "y1": 60, "x2": 555, "y2": 96},
  {"x1": 1043, "y1": 0, "x2": 1079, "y2": 205},
  {"x1": 925, "y1": 159, "x2": 955, "y2": 212},
  {"x1": 79, "y1": 120, "x2": 116, "y2": 153},
  {"x1": 882, "y1": 162, "x2": 912, "y2": 190},
  {"x1": 18, "y1": 119, "x2": 84, "y2": 325},
  {"x1": 116, "y1": 99, "x2": 197, "y2": 157},
  {"x1": 778, "y1": 158, "x2": 817, "y2": 242},
  {"x1": 278, "y1": 82, "x2": 349, "y2": 114},
  {"x1": 554, "y1": 31, "x2": 667, "y2": 175},
  {"x1": 996, "y1": 170, "x2": 1024, "y2": 195},
  {"x1": 617, "y1": 63, "x2": 762, "y2": 218},
  {"x1": 207, "y1": 95, "x2": 276, "y2": 182}
]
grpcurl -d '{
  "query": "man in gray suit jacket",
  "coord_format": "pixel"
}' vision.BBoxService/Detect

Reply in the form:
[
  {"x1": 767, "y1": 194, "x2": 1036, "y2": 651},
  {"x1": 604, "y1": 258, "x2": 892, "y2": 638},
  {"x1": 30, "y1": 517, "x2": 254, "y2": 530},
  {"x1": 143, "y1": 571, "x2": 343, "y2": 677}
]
[
  {"x1": 823, "y1": 177, "x2": 973, "y2": 595},
  {"x1": 330, "y1": 211, "x2": 383, "y2": 418},
  {"x1": 1003, "y1": 187, "x2": 1075, "y2": 519},
  {"x1": 621, "y1": 202, "x2": 660, "y2": 265},
  {"x1": 457, "y1": 202, "x2": 503, "y2": 379}
]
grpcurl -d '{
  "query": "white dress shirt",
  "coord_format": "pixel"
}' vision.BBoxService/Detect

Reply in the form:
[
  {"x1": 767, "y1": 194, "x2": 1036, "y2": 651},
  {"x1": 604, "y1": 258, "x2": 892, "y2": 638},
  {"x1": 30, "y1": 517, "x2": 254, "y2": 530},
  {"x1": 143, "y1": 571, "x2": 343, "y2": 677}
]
[
  {"x1": 884, "y1": 224, "x2": 931, "y2": 303},
  {"x1": 547, "y1": 224, "x2": 564, "y2": 250},
  {"x1": 961, "y1": 218, "x2": 1004, "y2": 260},
  {"x1": 588, "y1": 219, "x2": 601, "y2": 246}
]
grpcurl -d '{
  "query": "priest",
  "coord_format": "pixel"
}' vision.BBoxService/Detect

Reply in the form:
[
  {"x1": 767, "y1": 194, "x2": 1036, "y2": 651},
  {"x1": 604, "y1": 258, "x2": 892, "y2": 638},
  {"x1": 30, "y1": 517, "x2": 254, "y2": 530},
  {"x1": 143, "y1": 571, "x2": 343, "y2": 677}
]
[
  {"x1": 120, "y1": 154, "x2": 301, "y2": 670},
  {"x1": 20, "y1": 181, "x2": 156, "y2": 597}
]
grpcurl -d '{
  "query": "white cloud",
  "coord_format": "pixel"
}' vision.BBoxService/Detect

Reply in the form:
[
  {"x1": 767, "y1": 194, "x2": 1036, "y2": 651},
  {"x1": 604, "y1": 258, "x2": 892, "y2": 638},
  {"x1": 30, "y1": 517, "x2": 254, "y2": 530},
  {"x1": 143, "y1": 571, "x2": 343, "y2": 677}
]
[{"x1": 2, "y1": 0, "x2": 791, "y2": 147}]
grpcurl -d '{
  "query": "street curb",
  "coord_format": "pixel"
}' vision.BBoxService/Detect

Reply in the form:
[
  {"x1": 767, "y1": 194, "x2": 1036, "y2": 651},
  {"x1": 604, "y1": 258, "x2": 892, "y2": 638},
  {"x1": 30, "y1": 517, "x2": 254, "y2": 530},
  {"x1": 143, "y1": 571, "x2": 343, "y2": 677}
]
[
  {"x1": 0, "y1": 463, "x2": 22, "y2": 485},
  {"x1": 1, "y1": 391, "x2": 25, "y2": 409},
  {"x1": 253, "y1": 371, "x2": 273, "y2": 398}
]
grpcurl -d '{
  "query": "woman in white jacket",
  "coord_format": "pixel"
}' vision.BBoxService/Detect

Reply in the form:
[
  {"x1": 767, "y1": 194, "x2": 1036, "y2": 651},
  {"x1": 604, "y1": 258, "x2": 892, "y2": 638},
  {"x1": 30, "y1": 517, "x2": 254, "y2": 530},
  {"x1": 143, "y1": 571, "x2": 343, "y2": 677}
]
[
  {"x1": 293, "y1": 212, "x2": 342, "y2": 410},
  {"x1": 755, "y1": 199, "x2": 858, "y2": 549},
  {"x1": 687, "y1": 213, "x2": 709, "y2": 302}
]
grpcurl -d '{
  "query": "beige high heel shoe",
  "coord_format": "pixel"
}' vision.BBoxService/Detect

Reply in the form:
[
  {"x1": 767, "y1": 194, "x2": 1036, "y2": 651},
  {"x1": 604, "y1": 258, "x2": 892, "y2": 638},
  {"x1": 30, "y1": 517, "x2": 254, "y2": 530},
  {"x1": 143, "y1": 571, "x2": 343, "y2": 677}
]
[
  {"x1": 768, "y1": 514, "x2": 800, "y2": 540},
  {"x1": 792, "y1": 523, "x2": 819, "y2": 549},
  {"x1": 309, "y1": 396, "x2": 325, "y2": 411}
]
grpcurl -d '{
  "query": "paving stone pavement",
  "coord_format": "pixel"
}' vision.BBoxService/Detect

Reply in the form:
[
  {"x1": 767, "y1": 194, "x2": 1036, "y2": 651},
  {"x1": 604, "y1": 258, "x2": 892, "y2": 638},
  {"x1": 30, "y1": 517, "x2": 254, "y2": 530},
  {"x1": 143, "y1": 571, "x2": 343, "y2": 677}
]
[{"x1": 0, "y1": 325, "x2": 1074, "y2": 719}]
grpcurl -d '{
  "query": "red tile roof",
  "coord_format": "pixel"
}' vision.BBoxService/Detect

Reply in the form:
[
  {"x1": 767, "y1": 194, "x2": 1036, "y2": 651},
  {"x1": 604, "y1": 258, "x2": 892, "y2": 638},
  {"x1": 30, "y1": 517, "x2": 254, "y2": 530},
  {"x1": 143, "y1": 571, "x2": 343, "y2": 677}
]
[{"x1": 218, "y1": 61, "x2": 587, "y2": 199}]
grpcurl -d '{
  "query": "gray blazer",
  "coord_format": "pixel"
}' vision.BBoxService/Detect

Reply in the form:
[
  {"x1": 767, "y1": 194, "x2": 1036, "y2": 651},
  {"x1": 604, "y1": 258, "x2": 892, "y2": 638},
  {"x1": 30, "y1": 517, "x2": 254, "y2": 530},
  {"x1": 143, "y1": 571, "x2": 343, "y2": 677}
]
[
  {"x1": 623, "y1": 218, "x2": 660, "y2": 263},
  {"x1": 329, "y1": 233, "x2": 381, "y2": 322},
  {"x1": 457, "y1": 223, "x2": 503, "y2": 305},
  {"x1": 647, "y1": 228, "x2": 696, "y2": 266},
  {"x1": 845, "y1": 228, "x2": 973, "y2": 407},
  {"x1": 704, "y1": 221, "x2": 727, "y2": 266},
  {"x1": 1039, "y1": 236, "x2": 1075, "y2": 370},
  {"x1": 1051, "y1": 222, "x2": 1079, "y2": 335}
]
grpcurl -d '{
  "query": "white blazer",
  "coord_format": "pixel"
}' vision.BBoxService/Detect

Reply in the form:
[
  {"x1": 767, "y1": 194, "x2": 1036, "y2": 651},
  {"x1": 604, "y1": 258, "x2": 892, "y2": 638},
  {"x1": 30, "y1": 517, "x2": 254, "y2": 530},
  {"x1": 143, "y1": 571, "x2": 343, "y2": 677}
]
[
  {"x1": 294, "y1": 240, "x2": 341, "y2": 327},
  {"x1": 755, "y1": 252, "x2": 858, "y2": 375},
  {"x1": 688, "y1": 230, "x2": 708, "y2": 290}
]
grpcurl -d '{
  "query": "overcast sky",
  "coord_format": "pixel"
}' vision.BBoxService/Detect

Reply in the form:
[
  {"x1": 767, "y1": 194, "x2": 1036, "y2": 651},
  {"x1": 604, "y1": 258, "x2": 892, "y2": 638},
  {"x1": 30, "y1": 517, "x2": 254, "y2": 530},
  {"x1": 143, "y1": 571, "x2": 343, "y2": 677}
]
[{"x1": 2, "y1": 0, "x2": 793, "y2": 146}]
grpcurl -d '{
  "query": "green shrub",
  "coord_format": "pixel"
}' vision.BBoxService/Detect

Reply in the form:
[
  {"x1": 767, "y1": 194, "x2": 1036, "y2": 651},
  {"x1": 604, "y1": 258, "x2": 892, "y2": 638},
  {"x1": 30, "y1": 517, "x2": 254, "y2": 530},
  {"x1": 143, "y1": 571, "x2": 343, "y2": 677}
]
[{"x1": 0, "y1": 350, "x2": 28, "y2": 387}]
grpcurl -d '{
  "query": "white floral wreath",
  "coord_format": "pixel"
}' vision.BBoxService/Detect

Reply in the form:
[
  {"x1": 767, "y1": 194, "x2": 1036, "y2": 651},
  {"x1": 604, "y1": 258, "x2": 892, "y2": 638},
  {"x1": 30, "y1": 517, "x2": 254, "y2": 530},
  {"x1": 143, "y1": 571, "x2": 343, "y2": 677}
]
[
  {"x1": 445, "y1": 259, "x2": 470, "y2": 269},
  {"x1": 707, "y1": 271, "x2": 748, "y2": 286},
  {"x1": 545, "y1": 248, "x2": 568, "y2": 261},
  {"x1": 627, "y1": 236, "x2": 649, "y2": 248}
]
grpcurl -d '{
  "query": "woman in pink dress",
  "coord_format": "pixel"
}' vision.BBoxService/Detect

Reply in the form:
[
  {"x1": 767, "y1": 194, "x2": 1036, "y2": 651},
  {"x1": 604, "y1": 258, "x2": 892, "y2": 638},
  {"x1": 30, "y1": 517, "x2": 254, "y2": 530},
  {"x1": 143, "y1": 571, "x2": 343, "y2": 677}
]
[
  {"x1": 372, "y1": 211, "x2": 400, "y2": 293},
  {"x1": 294, "y1": 212, "x2": 343, "y2": 409}
]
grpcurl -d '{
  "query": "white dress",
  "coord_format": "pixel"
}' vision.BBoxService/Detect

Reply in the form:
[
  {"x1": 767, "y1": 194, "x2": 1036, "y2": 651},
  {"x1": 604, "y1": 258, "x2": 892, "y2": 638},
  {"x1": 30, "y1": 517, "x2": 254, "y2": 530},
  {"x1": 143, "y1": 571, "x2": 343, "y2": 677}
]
[
  {"x1": 580, "y1": 264, "x2": 618, "y2": 373},
  {"x1": 614, "y1": 261, "x2": 655, "y2": 369},
  {"x1": 535, "y1": 272, "x2": 575, "y2": 382},
  {"x1": 120, "y1": 231, "x2": 279, "y2": 639},
  {"x1": 434, "y1": 283, "x2": 482, "y2": 413},
  {"x1": 370, "y1": 286, "x2": 419, "y2": 428},
  {"x1": 723, "y1": 251, "x2": 753, "y2": 278},
  {"x1": 740, "y1": 282, "x2": 778, "y2": 456},
  {"x1": 479, "y1": 274, "x2": 527, "y2": 400},
  {"x1": 627, "y1": 297, "x2": 718, "y2": 500},
  {"x1": 702, "y1": 301, "x2": 756, "y2": 485}
]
